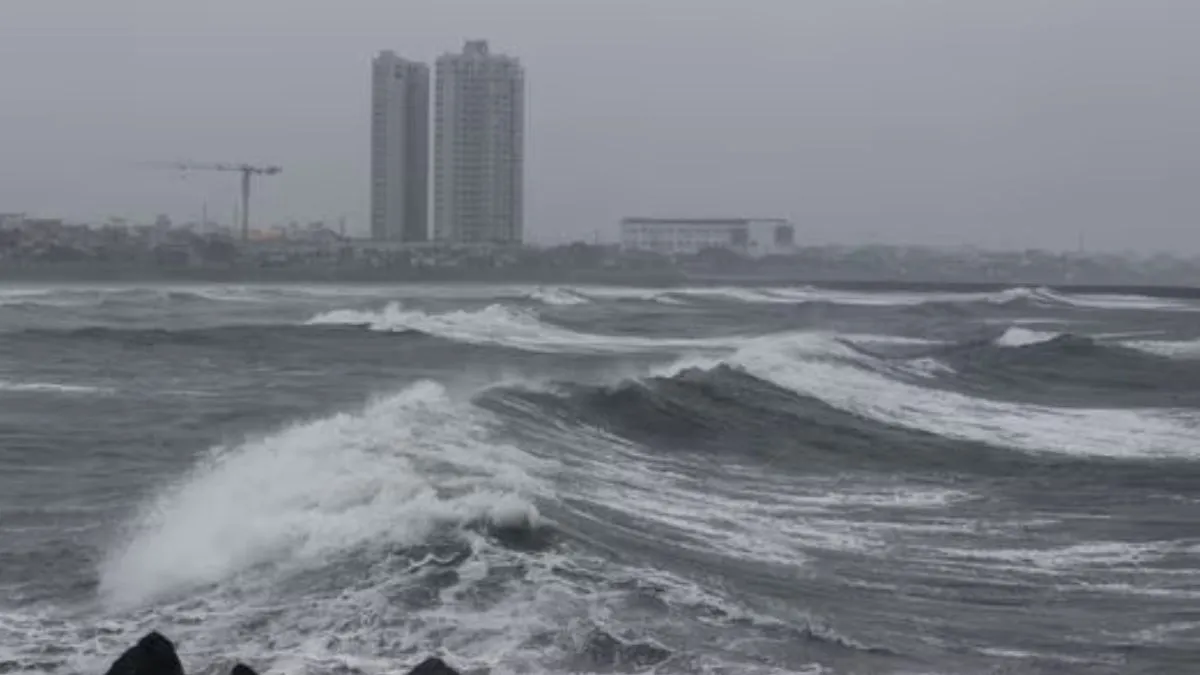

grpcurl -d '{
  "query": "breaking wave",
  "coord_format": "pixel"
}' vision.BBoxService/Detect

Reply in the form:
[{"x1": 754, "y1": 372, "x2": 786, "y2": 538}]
[
  {"x1": 715, "y1": 337, "x2": 1200, "y2": 460},
  {"x1": 605, "y1": 285, "x2": 1200, "y2": 312},
  {"x1": 493, "y1": 333, "x2": 1200, "y2": 462},
  {"x1": 305, "y1": 302, "x2": 740, "y2": 354},
  {"x1": 86, "y1": 377, "x2": 865, "y2": 675},
  {"x1": 99, "y1": 381, "x2": 546, "y2": 609},
  {"x1": 6, "y1": 281, "x2": 1200, "y2": 675},
  {"x1": 525, "y1": 286, "x2": 590, "y2": 306},
  {"x1": 1127, "y1": 338, "x2": 1200, "y2": 359},
  {"x1": 5, "y1": 283, "x2": 1195, "y2": 312},
  {"x1": 993, "y1": 326, "x2": 1064, "y2": 347}
]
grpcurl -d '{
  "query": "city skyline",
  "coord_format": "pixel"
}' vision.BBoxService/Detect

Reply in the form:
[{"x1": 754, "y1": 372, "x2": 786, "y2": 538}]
[
  {"x1": 369, "y1": 40, "x2": 525, "y2": 245},
  {"x1": 2, "y1": 1, "x2": 1198, "y2": 253}
]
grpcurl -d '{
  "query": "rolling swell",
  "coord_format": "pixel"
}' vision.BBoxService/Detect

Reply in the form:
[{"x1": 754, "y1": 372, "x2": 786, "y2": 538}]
[
  {"x1": 0, "y1": 324, "x2": 406, "y2": 347},
  {"x1": 838, "y1": 327, "x2": 1200, "y2": 408},
  {"x1": 480, "y1": 365, "x2": 1190, "y2": 484},
  {"x1": 475, "y1": 326, "x2": 1200, "y2": 504},
  {"x1": 936, "y1": 331, "x2": 1200, "y2": 407},
  {"x1": 5, "y1": 282, "x2": 1200, "y2": 675}
]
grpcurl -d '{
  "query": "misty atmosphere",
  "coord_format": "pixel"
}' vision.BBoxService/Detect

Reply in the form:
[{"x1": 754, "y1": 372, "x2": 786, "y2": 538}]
[
  {"x1": 4, "y1": 4, "x2": 1200, "y2": 675},
  {"x1": 3, "y1": 0, "x2": 1198, "y2": 252}
]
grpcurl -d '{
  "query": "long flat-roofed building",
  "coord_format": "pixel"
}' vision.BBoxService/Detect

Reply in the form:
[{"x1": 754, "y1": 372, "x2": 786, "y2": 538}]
[{"x1": 620, "y1": 217, "x2": 794, "y2": 257}]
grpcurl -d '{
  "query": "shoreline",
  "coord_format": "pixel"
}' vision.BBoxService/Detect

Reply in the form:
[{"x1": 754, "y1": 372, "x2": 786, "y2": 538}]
[{"x1": 1, "y1": 265, "x2": 1199, "y2": 299}]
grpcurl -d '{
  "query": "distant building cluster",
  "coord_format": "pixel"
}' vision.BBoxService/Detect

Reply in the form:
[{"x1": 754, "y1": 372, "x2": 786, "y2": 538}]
[
  {"x1": 0, "y1": 212, "x2": 231, "y2": 266},
  {"x1": 7, "y1": 208, "x2": 1200, "y2": 287},
  {"x1": 11, "y1": 37, "x2": 813, "y2": 263},
  {"x1": 372, "y1": 40, "x2": 525, "y2": 246},
  {"x1": 0, "y1": 212, "x2": 344, "y2": 266}
]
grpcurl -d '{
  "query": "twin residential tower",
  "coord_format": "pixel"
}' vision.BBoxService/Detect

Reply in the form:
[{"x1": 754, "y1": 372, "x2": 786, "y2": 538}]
[{"x1": 370, "y1": 41, "x2": 525, "y2": 244}]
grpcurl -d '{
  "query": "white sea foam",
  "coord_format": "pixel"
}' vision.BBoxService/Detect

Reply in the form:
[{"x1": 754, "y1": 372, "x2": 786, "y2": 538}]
[
  {"x1": 994, "y1": 326, "x2": 1063, "y2": 347},
  {"x1": 674, "y1": 287, "x2": 798, "y2": 304},
  {"x1": 673, "y1": 285, "x2": 992, "y2": 306},
  {"x1": 981, "y1": 317, "x2": 1072, "y2": 326},
  {"x1": 169, "y1": 286, "x2": 273, "y2": 303},
  {"x1": 0, "y1": 288, "x2": 102, "y2": 308},
  {"x1": 524, "y1": 286, "x2": 589, "y2": 306},
  {"x1": 68, "y1": 376, "x2": 793, "y2": 674},
  {"x1": 571, "y1": 286, "x2": 686, "y2": 305},
  {"x1": 5, "y1": 282, "x2": 1197, "y2": 316},
  {"x1": 1059, "y1": 292, "x2": 1200, "y2": 312},
  {"x1": 16, "y1": 283, "x2": 1196, "y2": 675},
  {"x1": 323, "y1": 298, "x2": 941, "y2": 361},
  {"x1": 0, "y1": 380, "x2": 114, "y2": 395},
  {"x1": 98, "y1": 381, "x2": 546, "y2": 609},
  {"x1": 306, "y1": 302, "x2": 739, "y2": 353},
  {"x1": 526, "y1": 413, "x2": 990, "y2": 576},
  {"x1": 928, "y1": 540, "x2": 1174, "y2": 571},
  {"x1": 546, "y1": 423, "x2": 875, "y2": 562},
  {"x1": 656, "y1": 284, "x2": 1200, "y2": 312},
  {"x1": 893, "y1": 357, "x2": 957, "y2": 379},
  {"x1": 665, "y1": 334, "x2": 1200, "y2": 459},
  {"x1": 9, "y1": 378, "x2": 669, "y2": 675},
  {"x1": 992, "y1": 327, "x2": 1200, "y2": 356},
  {"x1": 1125, "y1": 338, "x2": 1200, "y2": 359},
  {"x1": 771, "y1": 286, "x2": 989, "y2": 307}
]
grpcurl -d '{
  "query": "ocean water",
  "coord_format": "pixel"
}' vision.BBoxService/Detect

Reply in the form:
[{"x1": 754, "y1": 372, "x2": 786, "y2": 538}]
[{"x1": 1, "y1": 282, "x2": 1199, "y2": 675}]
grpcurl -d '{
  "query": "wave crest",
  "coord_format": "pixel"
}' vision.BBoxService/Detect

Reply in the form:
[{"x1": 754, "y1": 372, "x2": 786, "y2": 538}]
[
  {"x1": 526, "y1": 286, "x2": 590, "y2": 306},
  {"x1": 306, "y1": 302, "x2": 738, "y2": 354},
  {"x1": 0, "y1": 380, "x2": 113, "y2": 395},
  {"x1": 724, "y1": 336, "x2": 1197, "y2": 460},
  {"x1": 497, "y1": 332, "x2": 1200, "y2": 462},
  {"x1": 98, "y1": 381, "x2": 545, "y2": 609},
  {"x1": 993, "y1": 326, "x2": 1066, "y2": 347}
]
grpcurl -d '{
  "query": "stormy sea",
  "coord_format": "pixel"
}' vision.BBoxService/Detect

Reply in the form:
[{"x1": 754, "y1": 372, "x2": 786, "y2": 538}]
[{"x1": 2, "y1": 283, "x2": 1199, "y2": 675}]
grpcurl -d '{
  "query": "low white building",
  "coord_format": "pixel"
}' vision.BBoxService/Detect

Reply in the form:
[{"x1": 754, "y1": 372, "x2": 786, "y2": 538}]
[
  {"x1": 619, "y1": 217, "x2": 794, "y2": 257},
  {"x1": 0, "y1": 214, "x2": 26, "y2": 230}
]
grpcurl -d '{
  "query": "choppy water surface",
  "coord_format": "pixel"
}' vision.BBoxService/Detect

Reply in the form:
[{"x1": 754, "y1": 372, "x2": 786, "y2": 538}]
[{"x1": 2, "y1": 283, "x2": 1199, "y2": 675}]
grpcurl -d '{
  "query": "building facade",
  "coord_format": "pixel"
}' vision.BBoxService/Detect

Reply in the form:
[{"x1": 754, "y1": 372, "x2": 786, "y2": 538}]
[
  {"x1": 370, "y1": 51, "x2": 430, "y2": 242},
  {"x1": 434, "y1": 40, "x2": 525, "y2": 244},
  {"x1": 0, "y1": 214, "x2": 26, "y2": 230},
  {"x1": 620, "y1": 217, "x2": 795, "y2": 257}
]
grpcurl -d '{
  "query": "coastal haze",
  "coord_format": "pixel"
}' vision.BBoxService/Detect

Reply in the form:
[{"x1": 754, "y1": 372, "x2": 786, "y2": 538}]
[{"x1": 2, "y1": 0, "x2": 1199, "y2": 251}]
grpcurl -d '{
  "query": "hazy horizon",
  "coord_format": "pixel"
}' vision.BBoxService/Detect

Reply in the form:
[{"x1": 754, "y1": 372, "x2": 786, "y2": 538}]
[{"x1": 1, "y1": 0, "x2": 1197, "y2": 253}]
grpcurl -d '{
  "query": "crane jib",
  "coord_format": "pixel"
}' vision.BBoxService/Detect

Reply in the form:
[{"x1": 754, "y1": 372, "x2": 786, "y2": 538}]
[{"x1": 145, "y1": 160, "x2": 282, "y2": 240}]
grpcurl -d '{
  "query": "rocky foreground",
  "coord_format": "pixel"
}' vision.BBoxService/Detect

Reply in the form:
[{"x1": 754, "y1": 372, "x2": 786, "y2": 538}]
[{"x1": 104, "y1": 632, "x2": 461, "y2": 675}]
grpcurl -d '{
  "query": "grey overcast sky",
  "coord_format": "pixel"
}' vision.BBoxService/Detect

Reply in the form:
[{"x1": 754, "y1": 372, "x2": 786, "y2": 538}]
[{"x1": 1, "y1": 0, "x2": 1198, "y2": 252}]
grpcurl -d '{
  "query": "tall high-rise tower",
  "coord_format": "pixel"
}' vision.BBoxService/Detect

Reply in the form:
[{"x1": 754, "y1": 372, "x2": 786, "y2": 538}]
[
  {"x1": 434, "y1": 40, "x2": 525, "y2": 244},
  {"x1": 370, "y1": 51, "x2": 430, "y2": 242}
]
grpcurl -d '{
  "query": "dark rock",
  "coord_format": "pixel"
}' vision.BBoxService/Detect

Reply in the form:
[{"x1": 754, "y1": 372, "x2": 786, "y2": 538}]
[
  {"x1": 103, "y1": 632, "x2": 184, "y2": 675},
  {"x1": 407, "y1": 657, "x2": 461, "y2": 675},
  {"x1": 102, "y1": 631, "x2": 461, "y2": 675}
]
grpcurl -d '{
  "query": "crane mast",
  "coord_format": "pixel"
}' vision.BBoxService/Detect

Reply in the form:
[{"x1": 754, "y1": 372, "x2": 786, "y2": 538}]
[{"x1": 149, "y1": 161, "x2": 282, "y2": 241}]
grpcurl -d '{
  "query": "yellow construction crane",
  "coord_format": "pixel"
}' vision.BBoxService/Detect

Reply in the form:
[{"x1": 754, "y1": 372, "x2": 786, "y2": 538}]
[{"x1": 148, "y1": 161, "x2": 282, "y2": 241}]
